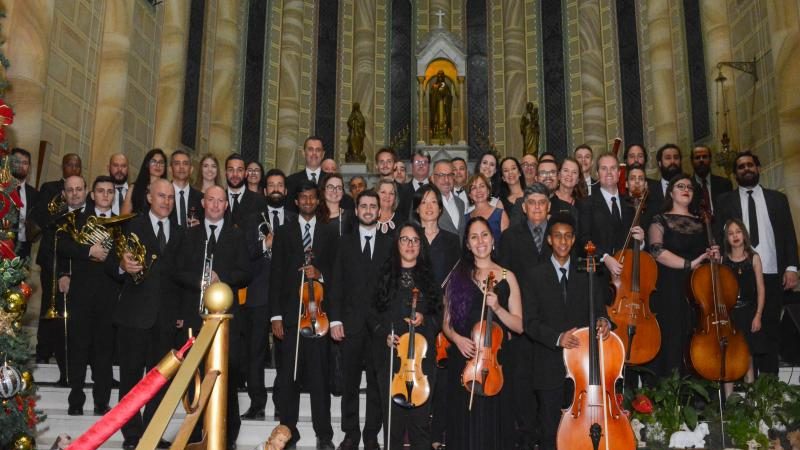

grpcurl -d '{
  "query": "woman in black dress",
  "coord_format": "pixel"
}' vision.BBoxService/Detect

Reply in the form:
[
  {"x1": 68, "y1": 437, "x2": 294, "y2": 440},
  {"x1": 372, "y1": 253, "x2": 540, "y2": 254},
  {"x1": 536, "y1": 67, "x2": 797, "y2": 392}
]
[
  {"x1": 722, "y1": 218, "x2": 766, "y2": 396},
  {"x1": 647, "y1": 174, "x2": 718, "y2": 381},
  {"x1": 371, "y1": 223, "x2": 441, "y2": 450},
  {"x1": 121, "y1": 148, "x2": 168, "y2": 214},
  {"x1": 499, "y1": 157, "x2": 526, "y2": 226},
  {"x1": 317, "y1": 172, "x2": 354, "y2": 236},
  {"x1": 442, "y1": 217, "x2": 524, "y2": 450}
]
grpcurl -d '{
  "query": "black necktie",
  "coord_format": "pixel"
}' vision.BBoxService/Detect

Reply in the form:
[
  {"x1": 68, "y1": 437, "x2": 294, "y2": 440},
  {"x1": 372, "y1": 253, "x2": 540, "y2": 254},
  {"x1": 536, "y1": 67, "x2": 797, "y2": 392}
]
[
  {"x1": 560, "y1": 268, "x2": 568, "y2": 304},
  {"x1": 363, "y1": 235, "x2": 372, "y2": 259},
  {"x1": 179, "y1": 190, "x2": 187, "y2": 226},
  {"x1": 231, "y1": 193, "x2": 240, "y2": 213},
  {"x1": 747, "y1": 190, "x2": 759, "y2": 247},
  {"x1": 117, "y1": 187, "x2": 124, "y2": 212},
  {"x1": 310, "y1": 172, "x2": 317, "y2": 184},
  {"x1": 99, "y1": 212, "x2": 106, "y2": 218},
  {"x1": 611, "y1": 196, "x2": 622, "y2": 226},
  {"x1": 702, "y1": 179, "x2": 712, "y2": 212},
  {"x1": 157, "y1": 221, "x2": 166, "y2": 253},
  {"x1": 208, "y1": 224, "x2": 217, "y2": 254},
  {"x1": 272, "y1": 209, "x2": 280, "y2": 231}
]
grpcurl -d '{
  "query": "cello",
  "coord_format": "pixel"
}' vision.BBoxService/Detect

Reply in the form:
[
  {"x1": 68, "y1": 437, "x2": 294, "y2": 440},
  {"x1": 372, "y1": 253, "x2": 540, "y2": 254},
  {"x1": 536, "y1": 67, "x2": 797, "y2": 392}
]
[
  {"x1": 557, "y1": 242, "x2": 636, "y2": 450},
  {"x1": 608, "y1": 186, "x2": 661, "y2": 365},
  {"x1": 461, "y1": 272, "x2": 503, "y2": 410},
  {"x1": 390, "y1": 288, "x2": 431, "y2": 408},
  {"x1": 688, "y1": 209, "x2": 750, "y2": 382},
  {"x1": 293, "y1": 249, "x2": 329, "y2": 380}
]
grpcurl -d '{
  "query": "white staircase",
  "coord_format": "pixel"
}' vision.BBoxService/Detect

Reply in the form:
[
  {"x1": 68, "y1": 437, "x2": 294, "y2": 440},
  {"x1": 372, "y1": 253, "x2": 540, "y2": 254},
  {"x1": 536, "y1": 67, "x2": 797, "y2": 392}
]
[{"x1": 33, "y1": 364, "x2": 370, "y2": 450}]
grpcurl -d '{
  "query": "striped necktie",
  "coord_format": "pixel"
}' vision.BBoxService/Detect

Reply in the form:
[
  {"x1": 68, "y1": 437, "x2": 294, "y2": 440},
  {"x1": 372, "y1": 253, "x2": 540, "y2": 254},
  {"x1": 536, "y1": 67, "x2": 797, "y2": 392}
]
[{"x1": 302, "y1": 223, "x2": 312, "y2": 252}]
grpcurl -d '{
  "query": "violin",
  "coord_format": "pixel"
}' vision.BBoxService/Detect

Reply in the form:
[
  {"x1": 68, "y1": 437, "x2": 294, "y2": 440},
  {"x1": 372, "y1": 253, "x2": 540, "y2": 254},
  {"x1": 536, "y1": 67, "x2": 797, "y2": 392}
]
[
  {"x1": 688, "y1": 209, "x2": 750, "y2": 381},
  {"x1": 608, "y1": 185, "x2": 661, "y2": 365},
  {"x1": 299, "y1": 249, "x2": 329, "y2": 338},
  {"x1": 461, "y1": 272, "x2": 503, "y2": 410},
  {"x1": 390, "y1": 288, "x2": 430, "y2": 408},
  {"x1": 435, "y1": 332, "x2": 450, "y2": 368},
  {"x1": 558, "y1": 242, "x2": 636, "y2": 450}
]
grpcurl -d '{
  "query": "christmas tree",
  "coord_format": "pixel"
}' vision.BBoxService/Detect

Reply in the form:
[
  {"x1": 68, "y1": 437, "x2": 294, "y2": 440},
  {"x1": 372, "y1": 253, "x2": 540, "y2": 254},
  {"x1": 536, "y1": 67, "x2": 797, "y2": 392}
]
[{"x1": 0, "y1": 7, "x2": 43, "y2": 450}]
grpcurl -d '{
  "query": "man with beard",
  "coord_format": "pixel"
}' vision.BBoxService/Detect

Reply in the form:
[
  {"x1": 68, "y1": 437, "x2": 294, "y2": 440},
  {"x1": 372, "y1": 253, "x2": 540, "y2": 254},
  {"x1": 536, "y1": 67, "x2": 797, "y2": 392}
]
[
  {"x1": 647, "y1": 143, "x2": 682, "y2": 211},
  {"x1": 240, "y1": 169, "x2": 297, "y2": 420},
  {"x1": 691, "y1": 145, "x2": 732, "y2": 214},
  {"x1": 716, "y1": 151, "x2": 798, "y2": 375},
  {"x1": 10, "y1": 148, "x2": 39, "y2": 258},
  {"x1": 537, "y1": 158, "x2": 559, "y2": 195},
  {"x1": 225, "y1": 153, "x2": 266, "y2": 226},
  {"x1": 329, "y1": 190, "x2": 390, "y2": 450},
  {"x1": 374, "y1": 148, "x2": 397, "y2": 183},
  {"x1": 452, "y1": 157, "x2": 470, "y2": 205},
  {"x1": 168, "y1": 150, "x2": 203, "y2": 228},
  {"x1": 108, "y1": 153, "x2": 129, "y2": 215}
]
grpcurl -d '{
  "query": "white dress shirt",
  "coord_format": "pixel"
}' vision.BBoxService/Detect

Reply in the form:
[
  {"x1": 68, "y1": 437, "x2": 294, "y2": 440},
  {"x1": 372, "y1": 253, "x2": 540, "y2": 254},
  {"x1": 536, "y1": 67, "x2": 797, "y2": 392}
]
[
  {"x1": 113, "y1": 182, "x2": 129, "y2": 216},
  {"x1": 737, "y1": 185, "x2": 795, "y2": 274},
  {"x1": 148, "y1": 211, "x2": 170, "y2": 242}
]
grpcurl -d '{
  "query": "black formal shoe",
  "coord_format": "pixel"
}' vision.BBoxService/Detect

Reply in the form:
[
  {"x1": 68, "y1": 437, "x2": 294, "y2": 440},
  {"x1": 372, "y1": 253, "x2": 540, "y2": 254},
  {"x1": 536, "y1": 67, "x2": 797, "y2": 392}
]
[
  {"x1": 240, "y1": 407, "x2": 265, "y2": 420},
  {"x1": 156, "y1": 438, "x2": 171, "y2": 449},
  {"x1": 336, "y1": 437, "x2": 358, "y2": 450},
  {"x1": 363, "y1": 439, "x2": 381, "y2": 450},
  {"x1": 317, "y1": 439, "x2": 335, "y2": 450},
  {"x1": 122, "y1": 438, "x2": 139, "y2": 449},
  {"x1": 67, "y1": 406, "x2": 83, "y2": 416},
  {"x1": 94, "y1": 404, "x2": 111, "y2": 415}
]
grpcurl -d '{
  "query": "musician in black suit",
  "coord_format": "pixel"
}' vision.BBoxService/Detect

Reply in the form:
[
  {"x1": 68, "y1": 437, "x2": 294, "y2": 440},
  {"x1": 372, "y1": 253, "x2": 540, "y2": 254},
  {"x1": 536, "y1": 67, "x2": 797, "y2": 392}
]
[
  {"x1": 173, "y1": 185, "x2": 251, "y2": 444},
  {"x1": 10, "y1": 148, "x2": 39, "y2": 259},
  {"x1": 715, "y1": 151, "x2": 799, "y2": 374},
  {"x1": 646, "y1": 143, "x2": 683, "y2": 213},
  {"x1": 225, "y1": 153, "x2": 267, "y2": 227},
  {"x1": 269, "y1": 181, "x2": 338, "y2": 449},
  {"x1": 522, "y1": 213, "x2": 612, "y2": 450},
  {"x1": 578, "y1": 153, "x2": 645, "y2": 279},
  {"x1": 285, "y1": 136, "x2": 325, "y2": 212},
  {"x1": 108, "y1": 153, "x2": 129, "y2": 216},
  {"x1": 329, "y1": 190, "x2": 390, "y2": 450},
  {"x1": 58, "y1": 176, "x2": 120, "y2": 416},
  {"x1": 240, "y1": 169, "x2": 297, "y2": 420},
  {"x1": 169, "y1": 150, "x2": 204, "y2": 228},
  {"x1": 108, "y1": 178, "x2": 184, "y2": 449},
  {"x1": 321, "y1": 158, "x2": 355, "y2": 211},
  {"x1": 691, "y1": 145, "x2": 733, "y2": 214},
  {"x1": 430, "y1": 159, "x2": 465, "y2": 237},
  {"x1": 397, "y1": 150, "x2": 431, "y2": 221}
]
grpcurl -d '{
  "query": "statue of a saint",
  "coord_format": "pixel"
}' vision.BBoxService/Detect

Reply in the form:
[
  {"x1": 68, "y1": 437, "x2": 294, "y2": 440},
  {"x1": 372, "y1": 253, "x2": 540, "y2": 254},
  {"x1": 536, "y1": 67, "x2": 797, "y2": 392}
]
[
  {"x1": 429, "y1": 70, "x2": 452, "y2": 143},
  {"x1": 520, "y1": 102, "x2": 540, "y2": 156},
  {"x1": 346, "y1": 103, "x2": 366, "y2": 163}
]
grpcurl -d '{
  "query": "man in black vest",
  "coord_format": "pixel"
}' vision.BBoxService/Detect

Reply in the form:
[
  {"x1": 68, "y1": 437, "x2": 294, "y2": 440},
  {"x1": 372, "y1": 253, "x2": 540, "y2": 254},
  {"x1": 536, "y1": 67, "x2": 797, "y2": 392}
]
[{"x1": 329, "y1": 190, "x2": 390, "y2": 450}]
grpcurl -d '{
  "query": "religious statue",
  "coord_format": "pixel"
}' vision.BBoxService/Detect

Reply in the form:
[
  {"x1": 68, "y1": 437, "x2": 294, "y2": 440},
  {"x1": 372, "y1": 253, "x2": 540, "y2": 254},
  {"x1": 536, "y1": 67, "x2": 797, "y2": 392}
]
[
  {"x1": 346, "y1": 102, "x2": 366, "y2": 163},
  {"x1": 520, "y1": 101, "x2": 539, "y2": 156},
  {"x1": 258, "y1": 425, "x2": 292, "y2": 450},
  {"x1": 429, "y1": 70, "x2": 452, "y2": 144}
]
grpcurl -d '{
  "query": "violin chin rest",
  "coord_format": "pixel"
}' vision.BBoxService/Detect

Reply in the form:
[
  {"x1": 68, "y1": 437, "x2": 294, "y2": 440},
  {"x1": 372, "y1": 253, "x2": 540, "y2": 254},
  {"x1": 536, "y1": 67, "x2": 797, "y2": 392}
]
[
  {"x1": 391, "y1": 394, "x2": 415, "y2": 409},
  {"x1": 300, "y1": 327, "x2": 323, "y2": 338}
]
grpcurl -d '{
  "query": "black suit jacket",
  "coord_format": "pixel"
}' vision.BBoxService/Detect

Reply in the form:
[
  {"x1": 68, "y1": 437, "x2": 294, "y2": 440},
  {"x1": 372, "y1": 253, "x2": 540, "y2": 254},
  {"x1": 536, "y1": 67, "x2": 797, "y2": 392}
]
[
  {"x1": 715, "y1": 187, "x2": 799, "y2": 274},
  {"x1": 578, "y1": 191, "x2": 635, "y2": 257},
  {"x1": 329, "y1": 231, "x2": 392, "y2": 335},
  {"x1": 174, "y1": 220, "x2": 251, "y2": 329},
  {"x1": 169, "y1": 186, "x2": 204, "y2": 227},
  {"x1": 522, "y1": 261, "x2": 610, "y2": 389},
  {"x1": 268, "y1": 218, "x2": 339, "y2": 325},
  {"x1": 285, "y1": 170, "x2": 321, "y2": 212},
  {"x1": 242, "y1": 208, "x2": 298, "y2": 308},
  {"x1": 57, "y1": 209, "x2": 120, "y2": 313},
  {"x1": 18, "y1": 183, "x2": 39, "y2": 245},
  {"x1": 396, "y1": 181, "x2": 416, "y2": 221},
  {"x1": 107, "y1": 214, "x2": 184, "y2": 330},
  {"x1": 226, "y1": 189, "x2": 266, "y2": 227},
  {"x1": 694, "y1": 173, "x2": 733, "y2": 212},
  {"x1": 646, "y1": 178, "x2": 667, "y2": 215},
  {"x1": 498, "y1": 221, "x2": 552, "y2": 278},
  {"x1": 31, "y1": 180, "x2": 65, "y2": 266}
]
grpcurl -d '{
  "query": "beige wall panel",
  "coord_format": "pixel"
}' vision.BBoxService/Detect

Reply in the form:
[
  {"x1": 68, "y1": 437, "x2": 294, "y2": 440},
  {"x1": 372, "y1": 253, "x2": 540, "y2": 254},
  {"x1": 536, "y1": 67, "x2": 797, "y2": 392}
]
[
  {"x1": 153, "y1": 0, "x2": 190, "y2": 152},
  {"x1": 502, "y1": 0, "x2": 525, "y2": 157},
  {"x1": 208, "y1": 0, "x2": 241, "y2": 156}
]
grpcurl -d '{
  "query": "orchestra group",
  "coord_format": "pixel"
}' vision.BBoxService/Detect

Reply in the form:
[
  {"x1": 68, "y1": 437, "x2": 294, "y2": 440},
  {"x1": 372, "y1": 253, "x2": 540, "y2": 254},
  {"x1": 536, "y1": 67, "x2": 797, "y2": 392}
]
[{"x1": 11, "y1": 136, "x2": 798, "y2": 450}]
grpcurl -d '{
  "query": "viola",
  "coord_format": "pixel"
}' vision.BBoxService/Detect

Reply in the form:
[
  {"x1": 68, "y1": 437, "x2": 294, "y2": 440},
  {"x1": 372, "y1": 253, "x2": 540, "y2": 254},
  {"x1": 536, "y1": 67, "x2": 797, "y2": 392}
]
[
  {"x1": 435, "y1": 332, "x2": 450, "y2": 368},
  {"x1": 299, "y1": 249, "x2": 329, "y2": 338},
  {"x1": 557, "y1": 242, "x2": 636, "y2": 450},
  {"x1": 608, "y1": 186, "x2": 661, "y2": 365},
  {"x1": 461, "y1": 272, "x2": 503, "y2": 410},
  {"x1": 390, "y1": 288, "x2": 430, "y2": 408},
  {"x1": 688, "y1": 209, "x2": 750, "y2": 381}
]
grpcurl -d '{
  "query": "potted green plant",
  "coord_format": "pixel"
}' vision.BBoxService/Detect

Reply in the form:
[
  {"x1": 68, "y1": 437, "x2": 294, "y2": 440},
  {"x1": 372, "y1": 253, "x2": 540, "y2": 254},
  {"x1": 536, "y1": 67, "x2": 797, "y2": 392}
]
[{"x1": 724, "y1": 375, "x2": 800, "y2": 449}]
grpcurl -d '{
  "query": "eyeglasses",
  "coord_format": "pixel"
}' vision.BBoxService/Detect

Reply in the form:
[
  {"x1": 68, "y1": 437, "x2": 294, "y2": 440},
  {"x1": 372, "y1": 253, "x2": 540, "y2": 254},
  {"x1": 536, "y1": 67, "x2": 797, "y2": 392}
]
[
  {"x1": 673, "y1": 183, "x2": 694, "y2": 192},
  {"x1": 325, "y1": 185, "x2": 343, "y2": 192},
  {"x1": 149, "y1": 160, "x2": 166, "y2": 167},
  {"x1": 434, "y1": 172, "x2": 454, "y2": 178},
  {"x1": 413, "y1": 160, "x2": 429, "y2": 166},
  {"x1": 538, "y1": 170, "x2": 557, "y2": 177},
  {"x1": 521, "y1": 163, "x2": 537, "y2": 169},
  {"x1": 246, "y1": 169, "x2": 261, "y2": 174},
  {"x1": 399, "y1": 236, "x2": 421, "y2": 246}
]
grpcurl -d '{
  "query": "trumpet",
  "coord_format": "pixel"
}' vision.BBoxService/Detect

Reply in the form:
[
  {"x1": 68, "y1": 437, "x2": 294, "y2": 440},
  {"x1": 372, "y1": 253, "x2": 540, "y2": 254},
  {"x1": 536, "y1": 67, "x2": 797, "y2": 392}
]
[
  {"x1": 198, "y1": 238, "x2": 215, "y2": 314},
  {"x1": 115, "y1": 232, "x2": 157, "y2": 284}
]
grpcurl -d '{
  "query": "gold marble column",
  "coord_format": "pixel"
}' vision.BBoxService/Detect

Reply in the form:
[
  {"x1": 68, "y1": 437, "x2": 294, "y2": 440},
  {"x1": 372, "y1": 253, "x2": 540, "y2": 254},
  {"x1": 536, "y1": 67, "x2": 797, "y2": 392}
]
[
  {"x1": 766, "y1": 1, "x2": 800, "y2": 239},
  {"x1": 3, "y1": 0, "x2": 55, "y2": 168},
  {"x1": 275, "y1": 0, "x2": 305, "y2": 171},
  {"x1": 352, "y1": 0, "x2": 376, "y2": 158},
  {"x1": 208, "y1": 0, "x2": 242, "y2": 156},
  {"x1": 153, "y1": 1, "x2": 191, "y2": 151},
  {"x1": 578, "y1": 0, "x2": 607, "y2": 150},
  {"x1": 645, "y1": 0, "x2": 679, "y2": 146},
  {"x1": 503, "y1": 0, "x2": 526, "y2": 156},
  {"x1": 89, "y1": 1, "x2": 136, "y2": 177}
]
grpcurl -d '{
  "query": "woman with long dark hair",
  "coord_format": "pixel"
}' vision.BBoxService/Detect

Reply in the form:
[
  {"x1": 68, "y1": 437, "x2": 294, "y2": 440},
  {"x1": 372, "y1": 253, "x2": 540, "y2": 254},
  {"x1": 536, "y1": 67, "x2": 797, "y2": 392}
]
[
  {"x1": 412, "y1": 184, "x2": 460, "y2": 285},
  {"x1": 246, "y1": 161, "x2": 265, "y2": 194},
  {"x1": 371, "y1": 223, "x2": 442, "y2": 450},
  {"x1": 193, "y1": 153, "x2": 222, "y2": 193},
  {"x1": 121, "y1": 148, "x2": 168, "y2": 214},
  {"x1": 317, "y1": 172, "x2": 354, "y2": 236},
  {"x1": 442, "y1": 217, "x2": 523, "y2": 450},
  {"x1": 474, "y1": 151, "x2": 502, "y2": 200},
  {"x1": 499, "y1": 156, "x2": 525, "y2": 226}
]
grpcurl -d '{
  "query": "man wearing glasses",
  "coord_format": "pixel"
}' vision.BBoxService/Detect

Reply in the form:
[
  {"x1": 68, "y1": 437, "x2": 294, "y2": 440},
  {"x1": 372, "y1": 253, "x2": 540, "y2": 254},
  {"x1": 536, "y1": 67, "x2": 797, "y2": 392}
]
[
  {"x1": 536, "y1": 159, "x2": 559, "y2": 195},
  {"x1": 398, "y1": 150, "x2": 431, "y2": 219},
  {"x1": 431, "y1": 159, "x2": 465, "y2": 237}
]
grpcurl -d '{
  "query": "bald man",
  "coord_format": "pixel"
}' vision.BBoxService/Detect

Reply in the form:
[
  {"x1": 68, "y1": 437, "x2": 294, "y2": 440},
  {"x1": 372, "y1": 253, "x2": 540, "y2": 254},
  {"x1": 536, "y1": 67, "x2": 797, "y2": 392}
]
[{"x1": 108, "y1": 153, "x2": 129, "y2": 215}]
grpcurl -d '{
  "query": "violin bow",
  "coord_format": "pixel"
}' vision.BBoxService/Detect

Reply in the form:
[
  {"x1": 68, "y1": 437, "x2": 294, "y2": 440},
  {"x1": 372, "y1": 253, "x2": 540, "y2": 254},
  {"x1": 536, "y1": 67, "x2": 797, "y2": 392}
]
[
  {"x1": 468, "y1": 272, "x2": 493, "y2": 411},
  {"x1": 387, "y1": 323, "x2": 394, "y2": 450}
]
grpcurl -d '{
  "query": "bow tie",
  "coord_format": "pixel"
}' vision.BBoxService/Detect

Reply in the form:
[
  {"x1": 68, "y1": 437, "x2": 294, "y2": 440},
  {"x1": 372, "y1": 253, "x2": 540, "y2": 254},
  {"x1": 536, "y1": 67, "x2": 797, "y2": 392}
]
[{"x1": 455, "y1": 188, "x2": 464, "y2": 195}]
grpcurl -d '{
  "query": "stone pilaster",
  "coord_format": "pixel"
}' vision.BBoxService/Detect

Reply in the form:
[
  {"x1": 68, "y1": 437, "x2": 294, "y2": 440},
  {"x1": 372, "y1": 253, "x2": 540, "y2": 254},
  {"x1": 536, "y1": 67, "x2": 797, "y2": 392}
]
[
  {"x1": 208, "y1": 0, "x2": 242, "y2": 156},
  {"x1": 502, "y1": 0, "x2": 525, "y2": 156},
  {"x1": 642, "y1": 0, "x2": 680, "y2": 149},
  {"x1": 489, "y1": 1, "x2": 506, "y2": 153},
  {"x1": 577, "y1": 0, "x2": 606, "y2": 150},
  {"x1": 153, "y1": 1, "x2": 191, "y2": 152}
]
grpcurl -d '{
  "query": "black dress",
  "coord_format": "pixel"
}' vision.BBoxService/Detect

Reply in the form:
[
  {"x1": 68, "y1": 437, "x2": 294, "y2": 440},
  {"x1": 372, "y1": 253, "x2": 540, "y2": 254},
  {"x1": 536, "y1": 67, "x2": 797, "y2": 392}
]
[
  {"x1": 446, "y1": 274, "x2": 510, "y2": 450},
  {"x1": 724, "y1": 255, "x2": 767, "y2": 355},
  {"x1": 647, "y1": 213, "x2": 707, "y2": 379},
  {"x1": 429, "y1": 230, "x2": 461, "y2": 286}
]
